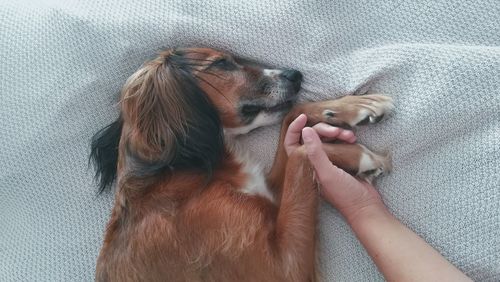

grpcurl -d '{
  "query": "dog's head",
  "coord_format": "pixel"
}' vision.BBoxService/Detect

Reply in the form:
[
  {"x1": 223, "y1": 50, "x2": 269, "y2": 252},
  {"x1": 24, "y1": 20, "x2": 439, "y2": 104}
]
[
  {"x1": 171, "y1": 48, "x2": 303, "y2": 135},
  {"x1": 91, "y1": 48, "x2": 302, "y2": 192}
]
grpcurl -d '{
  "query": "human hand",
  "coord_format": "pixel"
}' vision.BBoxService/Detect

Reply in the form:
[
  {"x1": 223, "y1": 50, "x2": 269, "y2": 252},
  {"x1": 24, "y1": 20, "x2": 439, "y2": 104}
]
[
  {"x1": 301, "y1": 126, "x2": 385, "y2": 221},
  {"x1": 285, "y1": 117, "x2": 471, "y2": 282},
  {"x1": 284, "y1": 114, "x2": 386, "y2": 222},
  {"x1": 284, "y1": 114, "x2": 356, "y2": 156}
]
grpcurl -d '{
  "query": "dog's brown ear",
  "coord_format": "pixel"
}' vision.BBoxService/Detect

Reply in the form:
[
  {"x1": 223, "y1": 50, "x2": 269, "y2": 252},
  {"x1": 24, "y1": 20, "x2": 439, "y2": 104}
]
[
  {"x1": 120, "y1": 50, "x2": 224, "y2": 178},
  {"x1": 122, "y1": 52, "x2": 186, "y2": 162}
]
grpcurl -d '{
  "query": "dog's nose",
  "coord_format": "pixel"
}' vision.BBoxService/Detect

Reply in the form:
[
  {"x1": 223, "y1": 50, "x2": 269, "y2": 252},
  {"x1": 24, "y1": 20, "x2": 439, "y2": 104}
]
[{"x1": 281, "y1": 70, "x2": 303, "y2": 83}]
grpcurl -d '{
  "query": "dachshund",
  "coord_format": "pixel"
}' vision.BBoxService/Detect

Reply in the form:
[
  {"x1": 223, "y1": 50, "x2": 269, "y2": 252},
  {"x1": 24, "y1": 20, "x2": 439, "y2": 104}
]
[{"x1": 90, "y1": 48, "x2": 393, "y2": 282}]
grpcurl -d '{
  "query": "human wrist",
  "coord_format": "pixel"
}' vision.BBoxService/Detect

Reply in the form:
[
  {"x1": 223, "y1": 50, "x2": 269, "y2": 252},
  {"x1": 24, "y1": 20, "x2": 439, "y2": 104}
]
[{"x1": 342, "y1": 201, "x2": 392, "y2": 228}]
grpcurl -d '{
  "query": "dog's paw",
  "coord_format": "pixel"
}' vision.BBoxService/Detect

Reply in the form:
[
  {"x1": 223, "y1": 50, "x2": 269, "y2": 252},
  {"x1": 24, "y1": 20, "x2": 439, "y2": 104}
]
[
  {"x1": 349, "y1": 95, "x2": 394, "y2": 126},
  {"x1": 299, "y1": 94, "x2": 394, "y2": 128},
  {"x1": 356, "y1": 146, "x2": 392, "y2": 183}
]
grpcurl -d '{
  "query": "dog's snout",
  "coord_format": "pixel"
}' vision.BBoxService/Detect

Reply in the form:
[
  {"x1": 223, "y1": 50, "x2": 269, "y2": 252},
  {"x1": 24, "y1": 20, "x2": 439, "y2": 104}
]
[
  {"x1": 280, "y1": 70, "x2": 302, "y2": 93},
  {"x1": 281, "y1": 70, "x2": 303, "y2": 83}
]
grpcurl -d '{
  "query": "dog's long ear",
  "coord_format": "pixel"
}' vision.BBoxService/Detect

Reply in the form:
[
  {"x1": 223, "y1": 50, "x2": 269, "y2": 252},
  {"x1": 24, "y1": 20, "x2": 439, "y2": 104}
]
[
  {"x1": 90, "y1": 117, "x2": 123, "y2": 193},
  {"x1": 121, "y1": 51, "x2": 224, "y2": 178}
]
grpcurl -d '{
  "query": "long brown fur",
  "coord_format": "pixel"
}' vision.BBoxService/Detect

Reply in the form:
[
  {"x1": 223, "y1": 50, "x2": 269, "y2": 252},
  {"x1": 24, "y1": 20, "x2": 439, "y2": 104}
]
[{"x1": 93, "y1": 48, "x2": 392, "y2": 282}]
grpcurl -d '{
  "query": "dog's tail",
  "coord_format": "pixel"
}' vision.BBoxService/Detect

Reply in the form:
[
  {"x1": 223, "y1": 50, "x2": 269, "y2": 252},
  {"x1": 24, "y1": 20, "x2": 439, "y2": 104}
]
[{"x1": 89, "y1": 117, "x2": 123, "y2": 194}]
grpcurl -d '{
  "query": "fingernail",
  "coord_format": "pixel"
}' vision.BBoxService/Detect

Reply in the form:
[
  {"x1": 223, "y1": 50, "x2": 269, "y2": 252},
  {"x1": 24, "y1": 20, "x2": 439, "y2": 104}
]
[{"x1": 302, "y1": 128, "x2": 313, "y2": 142}]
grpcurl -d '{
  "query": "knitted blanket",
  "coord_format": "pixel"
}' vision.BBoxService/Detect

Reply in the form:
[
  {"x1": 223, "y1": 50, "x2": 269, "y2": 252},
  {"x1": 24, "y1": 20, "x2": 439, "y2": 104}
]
[{"x1": 1, "y1": 0, "x2": 499, "y2": 280}]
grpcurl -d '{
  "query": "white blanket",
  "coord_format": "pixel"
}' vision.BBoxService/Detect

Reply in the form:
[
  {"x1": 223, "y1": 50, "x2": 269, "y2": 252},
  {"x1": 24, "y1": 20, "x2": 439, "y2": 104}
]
[{"x1": 1, "y1": 0, "x2": 499, "y2": 280}]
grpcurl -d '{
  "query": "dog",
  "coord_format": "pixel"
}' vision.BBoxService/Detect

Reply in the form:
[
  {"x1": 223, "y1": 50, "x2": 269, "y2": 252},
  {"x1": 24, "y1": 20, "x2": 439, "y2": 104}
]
[{"x1": 90, "y1": 48, "x2": 393, "y2": 282}]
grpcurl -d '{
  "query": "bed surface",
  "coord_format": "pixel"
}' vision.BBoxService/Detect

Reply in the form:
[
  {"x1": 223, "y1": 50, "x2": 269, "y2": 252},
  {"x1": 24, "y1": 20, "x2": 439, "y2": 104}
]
[{"x1": 1, "y1": 0, "x2": 499, "y2": 280}]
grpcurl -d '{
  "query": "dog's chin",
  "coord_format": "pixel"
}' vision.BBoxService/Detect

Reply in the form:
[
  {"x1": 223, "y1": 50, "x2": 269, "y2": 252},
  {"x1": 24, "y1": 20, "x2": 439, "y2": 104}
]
[{"x1": 225, "y1": 100, "x2": 296, "y2": 136}]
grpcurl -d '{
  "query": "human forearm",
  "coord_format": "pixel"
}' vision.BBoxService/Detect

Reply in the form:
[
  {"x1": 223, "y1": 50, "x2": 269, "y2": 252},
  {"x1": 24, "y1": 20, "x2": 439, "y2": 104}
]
[
  {"x1": 294, "y1": 119, "x2": 471, "y2": 281},
  {"x1": 346, "y1": 204, "x2": 471, "y2": 282}
]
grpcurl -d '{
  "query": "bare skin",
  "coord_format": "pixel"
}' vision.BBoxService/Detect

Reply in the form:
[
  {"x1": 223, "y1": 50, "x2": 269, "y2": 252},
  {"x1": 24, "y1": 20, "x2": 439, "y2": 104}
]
[{"x1": 285, "y1": 114, "x2": 472, "y2": 282}]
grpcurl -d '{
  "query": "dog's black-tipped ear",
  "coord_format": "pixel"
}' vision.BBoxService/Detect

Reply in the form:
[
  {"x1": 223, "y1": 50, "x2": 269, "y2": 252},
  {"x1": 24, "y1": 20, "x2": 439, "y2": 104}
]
[
  {"x1": 90, "y1": 117, "x2": 123, "y2": 194},
  {"x1": 120, "y1": 50, "x2": 224, "y2": 179}
]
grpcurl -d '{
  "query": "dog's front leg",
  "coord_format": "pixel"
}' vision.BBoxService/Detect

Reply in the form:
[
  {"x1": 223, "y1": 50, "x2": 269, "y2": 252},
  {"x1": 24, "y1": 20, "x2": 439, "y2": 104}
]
[
  {"x1": 267, "y1": 113, "x2": 297, "y2": 198},
  {"x1": 273, "y1": 147, "x2": 318, "y2": 282}
]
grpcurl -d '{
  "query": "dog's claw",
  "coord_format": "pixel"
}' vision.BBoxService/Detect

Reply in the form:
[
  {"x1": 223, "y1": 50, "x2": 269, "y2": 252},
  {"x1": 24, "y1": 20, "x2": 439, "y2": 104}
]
[
  {"x1": 354, "y1": 95, "x2": 393, "y2": 127},
  {"x1": 357, "y1": 149, "x2": 392, "y2": 183}
]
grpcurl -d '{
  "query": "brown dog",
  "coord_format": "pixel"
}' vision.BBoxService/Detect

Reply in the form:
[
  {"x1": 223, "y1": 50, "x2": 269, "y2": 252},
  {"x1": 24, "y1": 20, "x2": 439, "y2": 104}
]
[{"x1": 90, "y1": 48, "x2": 392, "y2": 281}]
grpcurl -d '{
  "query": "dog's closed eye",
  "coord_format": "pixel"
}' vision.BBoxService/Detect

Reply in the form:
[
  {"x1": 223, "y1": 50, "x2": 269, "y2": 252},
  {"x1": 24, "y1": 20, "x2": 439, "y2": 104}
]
[{"x1": 210, "y1": 58, "x2": 237, "y2": 71}]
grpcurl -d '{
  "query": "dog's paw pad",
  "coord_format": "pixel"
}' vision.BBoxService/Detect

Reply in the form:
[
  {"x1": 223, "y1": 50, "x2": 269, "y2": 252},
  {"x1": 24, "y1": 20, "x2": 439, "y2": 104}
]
[{"x1": 323, "y1": 110, "x2": 336, "y2": 118}]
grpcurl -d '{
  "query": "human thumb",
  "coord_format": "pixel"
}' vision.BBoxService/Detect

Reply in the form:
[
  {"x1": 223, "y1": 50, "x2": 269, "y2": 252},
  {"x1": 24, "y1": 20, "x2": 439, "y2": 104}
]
[{"x1": 302, "y1": 127, "x2": 353, "y2": 189}]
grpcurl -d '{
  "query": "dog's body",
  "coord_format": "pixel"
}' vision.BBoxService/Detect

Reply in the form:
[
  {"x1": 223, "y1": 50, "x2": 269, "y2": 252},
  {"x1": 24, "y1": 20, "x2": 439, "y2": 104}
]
[{"x1": 91, "y1": 48, "x2": 392, "y2": 281}]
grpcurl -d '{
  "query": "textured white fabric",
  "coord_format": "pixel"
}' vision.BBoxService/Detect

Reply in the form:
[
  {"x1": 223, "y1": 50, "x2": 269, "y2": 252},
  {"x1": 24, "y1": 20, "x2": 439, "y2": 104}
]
[{"x1": 1, "y1": 0, "x2": 499, "y2": 281}]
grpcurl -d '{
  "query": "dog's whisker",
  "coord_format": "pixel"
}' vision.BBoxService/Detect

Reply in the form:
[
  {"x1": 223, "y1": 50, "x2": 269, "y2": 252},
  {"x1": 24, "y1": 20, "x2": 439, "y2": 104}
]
[
  {"x1": 200, "y1": 70, "x2": 228, "y2": 81},
  {"x1": 185, "y1": 58, "x2": 217, "y2": 63},
  {"x1": 180, "y1": 50, "x2": 212, "y2": 55},
  {"x1": 192, "y1": 74, "x2": 232, "y2": 104},
  {"x1": 175, "y1": 63, "x2": 207, "y2": 69},
  {"x1": 192, "y1": 74, "x2": 222, "y2": 93}
]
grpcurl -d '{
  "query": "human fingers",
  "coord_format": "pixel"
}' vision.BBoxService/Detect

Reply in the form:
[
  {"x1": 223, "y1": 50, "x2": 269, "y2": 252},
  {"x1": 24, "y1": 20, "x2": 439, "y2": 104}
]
[
  {"x1": 302, "y1": 127, "x2": 352, "y2": 188},
  {"x1": 311, "y1": 123, "x2": 356, "y2": 143},
  {"x1": 284, "y1": 114, "x2": 307, "y2": 155}
]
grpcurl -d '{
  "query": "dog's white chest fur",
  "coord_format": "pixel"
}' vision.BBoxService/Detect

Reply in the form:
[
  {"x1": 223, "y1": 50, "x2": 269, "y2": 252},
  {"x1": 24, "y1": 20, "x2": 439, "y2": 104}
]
[{"x1": 227, "y1": 140, "x2": 274, "y2": 203}]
